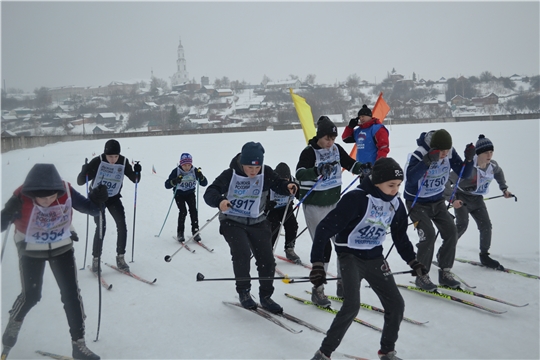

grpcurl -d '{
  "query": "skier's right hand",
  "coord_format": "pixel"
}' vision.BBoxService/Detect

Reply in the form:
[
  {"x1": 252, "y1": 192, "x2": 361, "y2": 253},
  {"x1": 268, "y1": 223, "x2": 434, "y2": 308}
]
[
  {"x1": 409, "y1": 259, "x2": 428, "y2": 277},
  {"x1": 348, "y1": 117, "x2": 359, "y2": 128},
  {"x1": 422, "y1": 149, "x2": 440, "y2": 166},
  {"x1": 219, "y1": 199, "x2": 232, "y2": 212},
  {"x1": 90, "y1": 184, "x2": 109, "y2": 205},
  {"x1": 309, "y1": 262, "x2": 327, "y2": 287},
  {"x1": 170, "y1": 175, "x2": 182, "y2": 186}
]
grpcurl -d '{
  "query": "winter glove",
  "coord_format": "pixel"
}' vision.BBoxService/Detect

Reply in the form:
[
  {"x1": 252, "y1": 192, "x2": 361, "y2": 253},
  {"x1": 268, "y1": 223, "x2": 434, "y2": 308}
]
[
  {"x1": 265, "y1": 200, "x2": 277, "y2": 213},
  {"x1": 464, "y1": 143, "x2": 475, "y2": 162},
  {"x1": 348, "y1": 117, "x2": 359, "y2": 128},
  {"x1": 70, "y1": 231, "x2": 79, "y2": 242},
  {"x1": 170, "y1": 175, "x2": 182, "y2": 186},
  {"x1": 309, "y1": 262, "x2": 327, "y2": 287},
  {"x1": 317, "y1": 163, "x2": 335, "y2": 178},
  {"x1": 134, "y1": 163, "x2": 142, "y2": 174},
  {"x1": 408, "y1": 259, "x2": 428, "y2": 277},
  {"x1": 1, "y1": 195, "x2": 23, "y2": 230},
  {"x1": 422, "y1": 149, "x2": 440, "y2": 166},
  {"x1": 195, "y1": 168, "x2": 205, "y2": 181},
  {"x1": 89, "y1": 184, "x2": 109, "y2": 205}
]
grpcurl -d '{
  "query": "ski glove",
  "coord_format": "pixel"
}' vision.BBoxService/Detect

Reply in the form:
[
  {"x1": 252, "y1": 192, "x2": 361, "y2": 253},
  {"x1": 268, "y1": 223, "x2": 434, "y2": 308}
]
[
  {"x1": 464, "y1": 143, "x2": 475, "y2": 162},
  {"x1": 170, "y1": 175, "x2": 182, "y2": 186},
  {"x1": 348, "y1": 117, "x2": 359, "y2": 128},
  {"x1": 423, "y1": 149, "x2": 440, "y2": 166},
  {"x1": 70, "y1": 231, "x2": 79, "y2": 242},
  {"x1": 409, "y1": 259, "x2": 428, "y2": 277},
  {"x1": 309, "y1": 262, "x2": 327, "y2": 287},
  {"x1": 195, "y1": 168, "x2": 205, "y2": 181},
  {"x1": 1, "y1": 195, "x2": 23, "y2": 230},
  {"x1": 317, "y1": 163, "x2": 335, "y2": 178},
  {"x1": 134, "y1": 163, "x2": 142, "y2": 174},
  {"x1": 89, "y1": 184, "x2": 109, "y2": 205}
]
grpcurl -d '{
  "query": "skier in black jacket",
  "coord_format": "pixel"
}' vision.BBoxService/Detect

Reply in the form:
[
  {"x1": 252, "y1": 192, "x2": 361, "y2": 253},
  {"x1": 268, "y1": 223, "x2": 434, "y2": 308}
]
[
  {"x1": 204, "y1": 142, "x2": 297, "y2": 314},
  {"x1": 76, "y1": 139, "x2": 141, "y2": 273},
  {"x1": 309, "y1": 158, "x2": 427, "y2": 360}
]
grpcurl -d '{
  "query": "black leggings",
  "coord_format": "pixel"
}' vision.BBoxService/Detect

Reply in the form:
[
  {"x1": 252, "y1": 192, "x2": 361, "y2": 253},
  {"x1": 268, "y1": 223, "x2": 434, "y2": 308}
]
[
  {"x1": 8, "y1": 248, "x2": 86, "y2": 341},
  {"x1": 92, "y1": 196, "x2": 127, "y2": 257}
]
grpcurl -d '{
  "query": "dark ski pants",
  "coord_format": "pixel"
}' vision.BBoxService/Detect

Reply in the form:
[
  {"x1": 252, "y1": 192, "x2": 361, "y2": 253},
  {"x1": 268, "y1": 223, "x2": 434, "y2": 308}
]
[
  {"x1": 8, "y1": 248, "x2": 86, "y2": 341},
  {"x1": 175, "y1": 191, "x2": 199, "y2": 235},
  {"x1": 320, "y1": 253, "x2": 404, "y2": 356},
  {"x1": 92, "y1": 196, "x2": 127, "y2": 257},
  {"x1": 267, "y1": 204, "x2": 299, "y2": 250},
  {"x1": 406, "y1": 199, "x2": 458, "y2": 271},
  {"x1": 454, "y1": 193, "x2": 492, "y2": 254},
  {"x1": 220, "y1": 219, "x2": 276, "y2": 298}
]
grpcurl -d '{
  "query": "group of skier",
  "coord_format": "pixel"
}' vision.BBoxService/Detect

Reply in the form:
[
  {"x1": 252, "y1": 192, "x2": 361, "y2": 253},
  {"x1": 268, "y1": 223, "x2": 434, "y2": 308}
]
[{"x1": 1, "y1": 103, "x2": 514, "y2": 360}]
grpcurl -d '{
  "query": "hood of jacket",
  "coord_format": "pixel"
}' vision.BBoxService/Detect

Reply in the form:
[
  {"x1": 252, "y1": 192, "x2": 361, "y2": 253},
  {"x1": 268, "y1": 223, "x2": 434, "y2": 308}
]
[
  {"x1": 21, "y1": 163, "x2": 66, "y2": 198},
  {"x1": 416, "y1": 130, "x2": 437, "y2": 151}
]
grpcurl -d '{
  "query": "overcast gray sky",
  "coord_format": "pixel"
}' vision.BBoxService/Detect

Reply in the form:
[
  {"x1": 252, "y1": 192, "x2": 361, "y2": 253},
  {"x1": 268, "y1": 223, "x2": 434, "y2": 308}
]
[{"x1": 1, "y1": 1, "x2": 539, "y2": 92}]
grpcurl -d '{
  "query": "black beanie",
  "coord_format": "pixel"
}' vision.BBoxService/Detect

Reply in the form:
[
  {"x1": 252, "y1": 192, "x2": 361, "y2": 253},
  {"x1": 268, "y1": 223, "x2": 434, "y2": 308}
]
[
  {"x1": 21, "y1": 164, "x2": 66, "y2": 198},
  {"x1": 475, "y1": 134, "x2": 494, "y2": 155},
  {"x1": 358, "y1": 104, "x2": 372, "y2": 117},
  {"x1": 274, "y1": 162, "x2": 291, "y2": 179},
  {"x1": 316, "y1": 116, "x2": 338, "y2": 139},
  {"x1": 371, "y1": 157, "x2": 404, "y2": 184},
  {"x1": 240, "y1": 142, "x2": 265, "y2": 165},
  {"x1": 104, "y1": 139, "x2": 121, "y2": 155},
  {"x1": 429, "y1": 129, "x2": 452, "y2": 150}
]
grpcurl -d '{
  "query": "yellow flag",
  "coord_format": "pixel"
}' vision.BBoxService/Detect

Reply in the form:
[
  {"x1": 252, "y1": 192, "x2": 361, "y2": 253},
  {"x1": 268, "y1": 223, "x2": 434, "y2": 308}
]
[{"x1": 290, "y1": 88, "x2": 316, "y2": 144}]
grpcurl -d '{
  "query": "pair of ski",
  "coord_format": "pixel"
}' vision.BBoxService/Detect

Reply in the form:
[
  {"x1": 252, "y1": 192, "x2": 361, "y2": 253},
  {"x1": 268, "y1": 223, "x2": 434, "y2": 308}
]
[
  {"x1": 305, "y1": 291, "x2": 428, "y2": 326},
  {"x1": 88, "y1": 263, "x2": 157, "y2": 290},
  {"x1": 397, "y1": 283, "x2": 526, "y2": 314},
  {"x1": 173, "y1": 236, "x2": 214, "y2": 253},
  {"x1": 223, "y1": 301, "x2": 368, "y2": 360}
]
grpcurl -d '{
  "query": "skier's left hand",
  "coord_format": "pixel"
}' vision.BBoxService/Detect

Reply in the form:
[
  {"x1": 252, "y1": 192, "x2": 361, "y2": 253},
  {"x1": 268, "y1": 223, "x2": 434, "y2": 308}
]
[
  {"x1": 452, "y1": 199, "x2": 464, "y2": 209},
  {"x1": 195, "y1": 168, "x2": 205, "y2": 181},
  {"x1": 134, "y1": 163, "x2": 142, "y2": 174},
  {"x1": 464, "y1": 143, "x2": 475, "y2": 162},
  {"x1": 503, "y1": 189, "x2": 513, "y2": 198},
  {"x1": 309, "y1": 262, "x2": 327, "y2": 287},
  {"x1": 287, "y1": 183, "x2": 298, "y2": 195}
]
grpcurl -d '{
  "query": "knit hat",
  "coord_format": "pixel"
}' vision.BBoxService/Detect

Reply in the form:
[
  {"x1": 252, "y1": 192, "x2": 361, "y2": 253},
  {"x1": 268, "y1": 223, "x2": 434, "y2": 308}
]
[
  {"x1": 371, "y1": 157, "x2": 404, "y2": 185},
  {"x1": 358, "y1": 104, "x2": 372, "y2": 117},
  {"x1": 21, "y1": 164, "x2": 66, "y2": 198},
  {"x1": 274, "y1": 162, "x2": 291, "y2": 179},
  {"x1": 429, "y1": 129, "x2": 452, "y2": 150},
  {"x1": 180, "y1": 153, "x2": 193, "y2": 166},
  {"x1": 316, "y1": 116, "x2": 338, "y2": 139},
  {"x1": 104, "y1": 139, "x2": 121, "y2": 155},
  {"x1": 475, "y1": 134, "x2": 494, "y2": 155},
  {"x1": 240, "y1": 142, "x2": 265, "y2": 165}
]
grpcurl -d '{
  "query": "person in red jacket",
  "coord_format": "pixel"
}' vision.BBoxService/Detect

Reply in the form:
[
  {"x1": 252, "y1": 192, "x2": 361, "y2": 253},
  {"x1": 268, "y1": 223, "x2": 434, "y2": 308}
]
[
  {"x1": 342, "y1": 104, "x2": 389, "y2": 168},
  {"x1": 1, "y1": 163, "x2": 108, "y2": 360}
]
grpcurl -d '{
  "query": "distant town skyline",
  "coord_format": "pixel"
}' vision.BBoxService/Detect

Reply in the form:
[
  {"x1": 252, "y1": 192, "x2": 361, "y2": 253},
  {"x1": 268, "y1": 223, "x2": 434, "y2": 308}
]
[{"x1": 2, "y1": 1, "x2": 539, "y2": 92}]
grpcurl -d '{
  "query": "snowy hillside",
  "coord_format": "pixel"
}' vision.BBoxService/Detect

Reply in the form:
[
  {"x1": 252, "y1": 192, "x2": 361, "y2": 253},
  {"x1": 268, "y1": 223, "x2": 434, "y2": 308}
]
[{"x1": 1, "y1": 119, "x2": 539, "y2": 360}]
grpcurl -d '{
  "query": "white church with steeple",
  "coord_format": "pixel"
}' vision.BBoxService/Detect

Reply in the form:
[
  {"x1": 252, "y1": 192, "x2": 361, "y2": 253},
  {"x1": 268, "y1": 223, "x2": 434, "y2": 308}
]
[{"x1": 170, "y1": 37, "x2": 189, "y2": 87}]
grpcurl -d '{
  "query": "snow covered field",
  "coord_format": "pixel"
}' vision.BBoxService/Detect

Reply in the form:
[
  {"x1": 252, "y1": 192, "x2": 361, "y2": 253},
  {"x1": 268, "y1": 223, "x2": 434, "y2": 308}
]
[{"x1": 1, "y1": 119, "x2": 539, "y2": 360}]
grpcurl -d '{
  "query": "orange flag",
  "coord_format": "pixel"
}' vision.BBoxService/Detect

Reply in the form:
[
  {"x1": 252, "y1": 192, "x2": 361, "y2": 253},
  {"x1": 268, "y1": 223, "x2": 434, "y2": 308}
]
[{"x1": 348, "y1": 92, "x2": 390, "y2": 160}]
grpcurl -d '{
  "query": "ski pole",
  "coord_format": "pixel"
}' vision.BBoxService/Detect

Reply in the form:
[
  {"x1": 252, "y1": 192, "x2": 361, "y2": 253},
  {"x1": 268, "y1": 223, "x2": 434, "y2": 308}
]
[
  {"x1": 272, "y1": 196, "x2": 294, "y2": 253},
  {"x1": 94, "y1": 207, "x2": 104, "y2": 342},
  {"x1": 1, "y1": 223, "x2": 12, "y2": 262},
  {"x1": 341, "y1": 174, "x2": 361, "y2": 195},
  {"x1": 293, "y1": 175, "x2": 324, "y2": 211},
  {"x1": 130, "y1": 161, "x2": 140, "y2": 263},
  {"x1": 164, "y1": 210, "x2": 220, "y2": 262},
  {"x1": 155, "y1": 186, "x2": 178, "y2": 237},
  {"x1": 385, "y1": 169, "x2": 429, "y2": 260},
  {"x1": 484, "y1": 194, "x2": 517, "y2": 202},
  {"x1": 196, "y1": 272, "x2": 342, "y2": 284},
  {"x1": 80, "y1": 158, "x2": 90, "y2": 270}
]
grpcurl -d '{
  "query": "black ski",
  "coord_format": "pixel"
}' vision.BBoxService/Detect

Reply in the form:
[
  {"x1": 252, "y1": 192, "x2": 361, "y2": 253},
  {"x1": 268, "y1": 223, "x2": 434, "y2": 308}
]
[
  {"x1": 189, "y1": 239, "x2": 214, "y2": 252},
  {"x1": 284, "y1": 293, "x2": 382, "y2": 332},
  {"x1": 455, "y1": 258, "x2": 539, "y2": 280},
  {"x1": 256, "y1": 304, "x2": 327, "y2": 334},
  {"x1": 223, "y1": 301, "x2": 302, "y2": 334},
  {"x1": 311, "y1": 291, "x2": 428, "y2": 325},
  {"x1": 104, "y1": 263, "x2": 157, "y2": 285},
  {"x1": 396, "y1": 284, "x2": 506, "y2": 314},
  {"x1": 87, "y1": 265, "x2": 112, "y2": 290},
  {"x1": 437, "y1": 285, "x2": 528, "y2": 307},
  {"x1": 275, "y1": 254, "x2": 338, "y2": 278},
  {"x1": 36, "y1": 350, "x2": 73, "y2": 360}
]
